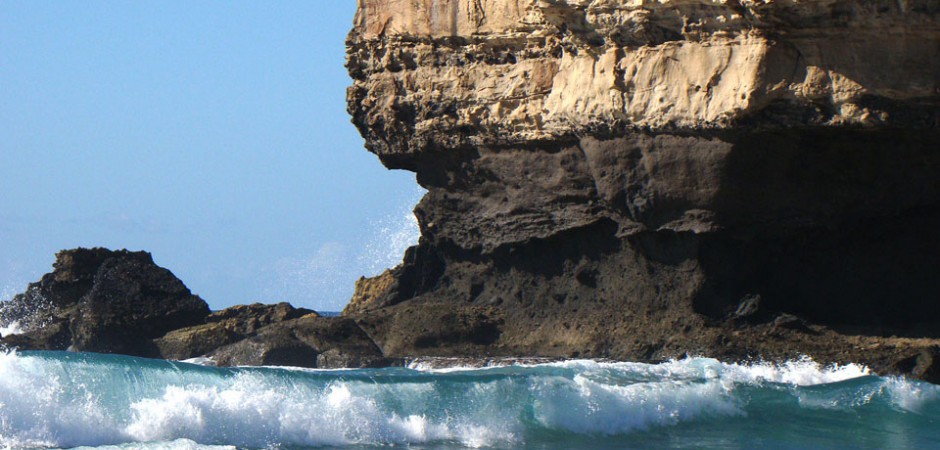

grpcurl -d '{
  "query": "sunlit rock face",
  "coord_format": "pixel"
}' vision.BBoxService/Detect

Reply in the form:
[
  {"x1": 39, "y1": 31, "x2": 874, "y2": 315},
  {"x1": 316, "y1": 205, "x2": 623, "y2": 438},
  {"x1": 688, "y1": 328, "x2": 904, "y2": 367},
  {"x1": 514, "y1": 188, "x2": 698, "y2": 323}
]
[
  {"x1": 346, "y1": 0, "x2": 940, "y2": 380},
  {"x1": 349, "y1": 0, "x2": 939, "y2": 155}
]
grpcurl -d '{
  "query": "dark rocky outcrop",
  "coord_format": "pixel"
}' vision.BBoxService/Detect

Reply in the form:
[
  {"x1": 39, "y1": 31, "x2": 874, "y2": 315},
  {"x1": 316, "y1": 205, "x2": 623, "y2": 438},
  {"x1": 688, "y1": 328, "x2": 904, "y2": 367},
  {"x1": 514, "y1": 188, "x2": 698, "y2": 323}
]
[
  {"x1": 209, "y1": 315, "x2": 397, "y2": 368},
  {"x1": 155, "y1": 301, "x2": 396, "y2": 368},
  {"x1": 0, "y1": 248, "x2": 210, "y2": 356},
  {"x1": 1, "y1": 248, "x2": 399, "y2": 369},
  {"x1": 154, "y1": 302, "x2": 316, "y2": 360}
]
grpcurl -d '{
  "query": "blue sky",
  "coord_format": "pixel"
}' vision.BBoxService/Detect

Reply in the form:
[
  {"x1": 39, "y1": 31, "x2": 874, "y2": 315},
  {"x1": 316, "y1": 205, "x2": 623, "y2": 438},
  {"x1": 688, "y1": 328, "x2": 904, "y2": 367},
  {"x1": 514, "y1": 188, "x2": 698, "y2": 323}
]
[{"x1": 0, "y1": 2, "x2": 422, "y2": 311}]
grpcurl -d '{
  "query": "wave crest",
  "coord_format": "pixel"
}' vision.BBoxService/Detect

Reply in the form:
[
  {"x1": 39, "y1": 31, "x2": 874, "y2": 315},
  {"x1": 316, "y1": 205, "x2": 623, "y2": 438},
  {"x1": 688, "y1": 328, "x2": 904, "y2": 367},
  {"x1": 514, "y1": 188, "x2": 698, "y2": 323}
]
[{"x1": 0, "y1": 351, "x2": 936, "y2": 449}]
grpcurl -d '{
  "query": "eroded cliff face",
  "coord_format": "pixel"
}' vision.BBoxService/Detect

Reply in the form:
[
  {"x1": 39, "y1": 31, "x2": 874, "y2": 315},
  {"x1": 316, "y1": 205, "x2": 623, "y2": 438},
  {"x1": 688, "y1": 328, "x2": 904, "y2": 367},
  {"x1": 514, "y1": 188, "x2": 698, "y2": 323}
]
[{"x1": 346, "y1": 0, "x2": 940, "y2": 378}]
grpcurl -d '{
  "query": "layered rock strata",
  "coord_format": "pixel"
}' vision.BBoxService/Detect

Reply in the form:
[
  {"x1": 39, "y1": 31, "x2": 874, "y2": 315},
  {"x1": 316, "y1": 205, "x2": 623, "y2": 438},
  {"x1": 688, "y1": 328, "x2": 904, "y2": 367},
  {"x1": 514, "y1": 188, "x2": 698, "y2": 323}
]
[{"x1": 345, "y1": 0, "x2": 940, "y2": 380}]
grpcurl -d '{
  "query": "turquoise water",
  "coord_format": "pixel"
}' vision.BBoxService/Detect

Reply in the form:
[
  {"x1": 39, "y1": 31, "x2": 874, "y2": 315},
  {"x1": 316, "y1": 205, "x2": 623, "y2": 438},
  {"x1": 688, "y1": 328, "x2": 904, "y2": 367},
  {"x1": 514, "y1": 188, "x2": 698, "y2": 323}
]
[{"x1": 0, "y1": 351, "x2": 938, "y2": 449}]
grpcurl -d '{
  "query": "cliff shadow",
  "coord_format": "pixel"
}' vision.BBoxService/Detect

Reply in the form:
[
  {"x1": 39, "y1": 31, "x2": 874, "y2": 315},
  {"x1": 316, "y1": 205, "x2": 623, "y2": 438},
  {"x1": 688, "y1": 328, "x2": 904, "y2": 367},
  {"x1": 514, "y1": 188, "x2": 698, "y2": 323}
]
[{"x1": 694, "y1": 128, "x2": 940, "y2": 337}]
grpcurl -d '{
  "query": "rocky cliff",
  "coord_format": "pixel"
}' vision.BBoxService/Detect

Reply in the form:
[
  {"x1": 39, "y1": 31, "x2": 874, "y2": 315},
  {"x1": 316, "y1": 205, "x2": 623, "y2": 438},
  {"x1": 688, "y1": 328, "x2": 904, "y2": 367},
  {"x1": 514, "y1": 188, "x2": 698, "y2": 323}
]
[{"x1": 345, "y1": 0, "x2": 940, "y2": 379}]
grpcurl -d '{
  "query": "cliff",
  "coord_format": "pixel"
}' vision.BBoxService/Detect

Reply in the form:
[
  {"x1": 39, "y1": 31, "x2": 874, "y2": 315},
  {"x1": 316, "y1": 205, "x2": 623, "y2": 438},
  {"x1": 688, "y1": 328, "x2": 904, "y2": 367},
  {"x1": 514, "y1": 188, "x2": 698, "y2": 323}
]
[{"x1": 345, "y1": 0, "x2": 940, "y2": 379}]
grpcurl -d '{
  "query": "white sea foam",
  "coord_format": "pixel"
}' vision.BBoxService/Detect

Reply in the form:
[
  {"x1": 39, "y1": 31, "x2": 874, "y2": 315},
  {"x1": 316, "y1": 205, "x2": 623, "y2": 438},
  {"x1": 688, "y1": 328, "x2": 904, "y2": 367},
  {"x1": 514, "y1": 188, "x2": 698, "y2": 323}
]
[
  {"x1": 178, "y1": 356, "x2": 216, "y2": 367},
  {"x1": 0, "y1": 351, "x2": 517, "y2": 448},
  {"x1": 0, "y1": 351, "x2": 935, "y2": 449},
  {"x1": 404, "y1": 357, "x2": 875, "y2": 436},
  {"x1": 416, "y1": 357, "x2": 870, "y2": 386},
  {"x1": 0, "y1": 350, "x2": 120, "y2": 448},
  {"x1": 713, "y1": 357, "x2": 870, "y2": 385},
  {"x1": 532, "y1": 373, "x2": 743, "y2": 434},
  {"x1": 124, "y1": 373, "x2": 517, "y2": 448},
  {"x1": 885, "y1": 376, "x2": 940, "y2": 412},
  {"x1": 0, "y1": 321, "x2": 23, "y2": 337},
  {"x1": 69, "y1": 439, "x2": 236, "y2": 450}
]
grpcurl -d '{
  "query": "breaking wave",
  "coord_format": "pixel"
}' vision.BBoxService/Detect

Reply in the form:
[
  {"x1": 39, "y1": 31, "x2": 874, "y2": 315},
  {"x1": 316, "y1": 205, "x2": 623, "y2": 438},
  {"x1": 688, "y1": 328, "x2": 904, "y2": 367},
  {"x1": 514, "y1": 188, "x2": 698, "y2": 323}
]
[{"x1": 0, "y1": 351, "x2": 937, "y2": 449}]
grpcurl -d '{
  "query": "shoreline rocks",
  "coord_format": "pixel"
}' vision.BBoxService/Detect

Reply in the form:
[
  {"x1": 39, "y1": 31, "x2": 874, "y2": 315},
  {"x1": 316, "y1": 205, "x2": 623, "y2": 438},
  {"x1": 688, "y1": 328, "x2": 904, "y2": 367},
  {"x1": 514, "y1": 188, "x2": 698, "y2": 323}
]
[
  {"x1": 0, "y1": 248, "x2": 395, "y2": 369},
  {"x1": 1, "y1": 246, "x2": 940, "y2": 382},
  {"x1": 0, "y1": 248, "x2": 209, "y2": 356}
]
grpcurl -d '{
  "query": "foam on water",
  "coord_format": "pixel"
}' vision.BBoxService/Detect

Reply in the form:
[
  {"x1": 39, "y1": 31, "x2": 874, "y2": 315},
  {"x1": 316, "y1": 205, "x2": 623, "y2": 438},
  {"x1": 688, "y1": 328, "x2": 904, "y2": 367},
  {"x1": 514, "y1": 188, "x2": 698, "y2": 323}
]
[
  {"x1": 0, "y1": 350, "x2": 937, "y2": 449},
  {"x1": 0, "y1": 285, "x2": 22, "y2": 337},
  {"x1": 0, "y1": 321, "x2": 22, "y2": 337},
  {"x1": 885, "y1": 376, "x2": 940, "y2": 412},
  {"x1": 68, "y1": 439, "x2": 235, "y2": 450},
  {"x1": 122, "y1": 373, "x2": 516, "y2": 448},
  {"x1": 531, "y1": 372, "x2": 742, "y2": 434}
]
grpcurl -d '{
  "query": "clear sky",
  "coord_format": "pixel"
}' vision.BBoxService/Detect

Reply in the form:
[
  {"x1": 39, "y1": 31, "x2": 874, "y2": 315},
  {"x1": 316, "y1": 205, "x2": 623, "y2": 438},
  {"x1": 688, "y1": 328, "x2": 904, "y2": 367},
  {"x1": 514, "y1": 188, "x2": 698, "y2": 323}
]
[{"x1": 0, "y1": 2, "x2": 422, "y2": 311}]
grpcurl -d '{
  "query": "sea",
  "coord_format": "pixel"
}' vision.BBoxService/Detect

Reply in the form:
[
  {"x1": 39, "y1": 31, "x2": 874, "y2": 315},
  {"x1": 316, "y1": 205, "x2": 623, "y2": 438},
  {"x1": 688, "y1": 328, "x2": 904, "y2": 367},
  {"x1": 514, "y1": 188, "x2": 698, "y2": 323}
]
[{"x1": 0, "y1": 350, "x2": 938, "y2": 449}]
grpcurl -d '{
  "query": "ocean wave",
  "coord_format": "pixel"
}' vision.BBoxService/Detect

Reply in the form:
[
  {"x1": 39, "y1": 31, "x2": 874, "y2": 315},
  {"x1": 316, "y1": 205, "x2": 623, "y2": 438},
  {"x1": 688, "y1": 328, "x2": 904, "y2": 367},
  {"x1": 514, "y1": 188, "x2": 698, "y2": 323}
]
[
  {"x1": 0, "y1": 350, "x2": 937, "y2": 449},
  {"x1": 123, "y1": 374, "x2": 518, "y2": 448},
  {"x1": 69, "y1": 439, "x2": 235, "y2": 450}
]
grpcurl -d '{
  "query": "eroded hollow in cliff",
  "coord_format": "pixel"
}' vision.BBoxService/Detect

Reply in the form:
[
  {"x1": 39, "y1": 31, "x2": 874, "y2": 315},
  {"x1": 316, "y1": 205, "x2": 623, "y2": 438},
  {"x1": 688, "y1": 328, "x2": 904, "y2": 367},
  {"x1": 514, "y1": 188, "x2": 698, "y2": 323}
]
[{"x1": 692, "y1": 128, "x2": 940, "y2": 336}]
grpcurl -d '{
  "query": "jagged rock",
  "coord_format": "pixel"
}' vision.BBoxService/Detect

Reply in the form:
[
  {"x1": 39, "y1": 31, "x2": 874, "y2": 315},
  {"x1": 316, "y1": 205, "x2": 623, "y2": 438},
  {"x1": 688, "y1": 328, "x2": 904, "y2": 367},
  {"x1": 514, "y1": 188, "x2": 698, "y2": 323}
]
[
  {"x1": 153, "y1": 321, "x2": 239, "y2": 360},
  {"x1": 344, "y1": 0, "x2": 940, "y2": 382},
  {"x1": 1, "y1": 249, "x2": 394, "y2": 369},
  {"x1": 70, "y1": 255, "x2": 211, "y2": 355},
  {"x1": 208, "y1": 302, "x2": 316, "y2": 327},
  {"x1": 210, "y1": 325, "x2": 319, "y2": 367},
  {"x1": 209, "y1": 315, "x2": 397, "y2": 368},
  {"x1": 733, "y1": 295, "x2": 763, "y2": 322},
  {"x1": 155, "y1": 302, "x2": 317, "y2": 360},
  {"x1": 889, "y1": 347, "x2": 940, "y2": 385},
  {"x1": 0, "y1": 248, "x2": 210, "y2": 357}
]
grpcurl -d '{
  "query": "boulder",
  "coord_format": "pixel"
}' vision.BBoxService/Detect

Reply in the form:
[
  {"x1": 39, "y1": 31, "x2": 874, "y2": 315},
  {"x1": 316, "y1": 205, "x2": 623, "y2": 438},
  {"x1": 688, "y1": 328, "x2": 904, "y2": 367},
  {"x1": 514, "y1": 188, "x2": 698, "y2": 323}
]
[
  {"x1": 0, "y1": 248, "x2": 210, "y2": 357},
  {"x1": 210, "y1": 315, "x2": 398, "y2": 368},
  {"x1": 155, "y1": 302, "x2": 317, "y2": 360}
]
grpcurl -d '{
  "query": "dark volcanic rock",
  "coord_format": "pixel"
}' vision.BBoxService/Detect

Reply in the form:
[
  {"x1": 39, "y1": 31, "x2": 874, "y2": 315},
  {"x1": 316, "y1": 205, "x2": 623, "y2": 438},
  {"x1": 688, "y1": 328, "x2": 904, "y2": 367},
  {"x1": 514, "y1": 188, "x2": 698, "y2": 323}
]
[
  {"x1": 891, "y1": 347, "x2": 940, "y2": 385},
  {"x1": 155, "y1": 302, "x2": 317, "y2": 360},
  {"x1": 209, "y1": 315, "x2": 398, "y2": 368},
  {"x1": 71, "y1": 255, "x2": 211, "y2": 354},
  {"x1": 208, "y1": 302, "x2": 315, "y2": 327},
  {"x1": 0, "y1": 248, "x2": 210, "y2": 357},
  {"x1": 2, "y1": 249, "x2": 394, "y2": 369}
]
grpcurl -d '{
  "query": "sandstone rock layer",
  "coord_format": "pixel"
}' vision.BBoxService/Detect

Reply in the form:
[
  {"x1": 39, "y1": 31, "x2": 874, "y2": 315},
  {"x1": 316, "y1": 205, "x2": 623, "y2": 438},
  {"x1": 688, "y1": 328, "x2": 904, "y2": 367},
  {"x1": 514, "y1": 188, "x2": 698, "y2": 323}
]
[{"x1": 347, "y1": 0, "x2": 940, "y2": 380}]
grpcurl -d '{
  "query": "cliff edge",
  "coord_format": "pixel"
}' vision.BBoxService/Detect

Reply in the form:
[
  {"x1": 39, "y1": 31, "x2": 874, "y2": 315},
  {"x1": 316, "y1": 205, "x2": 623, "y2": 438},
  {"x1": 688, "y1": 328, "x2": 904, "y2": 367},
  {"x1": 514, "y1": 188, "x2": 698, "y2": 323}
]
[{"x1": 345, "y1": 0, "x2": 940, "y2": 379}]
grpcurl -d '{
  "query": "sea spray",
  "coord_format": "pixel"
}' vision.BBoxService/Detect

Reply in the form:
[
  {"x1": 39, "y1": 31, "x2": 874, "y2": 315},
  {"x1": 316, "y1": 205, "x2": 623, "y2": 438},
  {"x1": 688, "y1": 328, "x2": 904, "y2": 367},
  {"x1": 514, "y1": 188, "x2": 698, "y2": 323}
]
[
  {"x1": 262, "y1": 189, "x2": 422, "y2": 311},
  {"x1": 0, "y1": 350, "x2": 939, "y2": 449},
  {"x1": 358, "y1": 188, "x2": 423, "y2": 276},
  {"x1": 0, "y1": 287, "x2": 54, "y2": 338}
]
